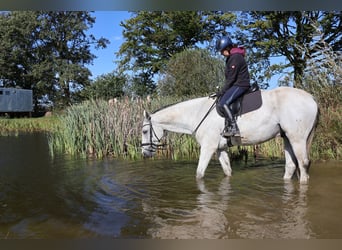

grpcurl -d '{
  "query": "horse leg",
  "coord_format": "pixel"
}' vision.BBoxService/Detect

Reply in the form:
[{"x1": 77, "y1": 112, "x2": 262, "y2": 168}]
[
  {"x1": 283, "y1": 135, "x2": 297, "y2": 181},
  {"x1": 217, "y1": 149, "x2": 232, "y2": 177},
  {"x1": 196, "y1": 146, "x2": 216, "y2": 179},
  {"x1": 292, "y1": 140, "x2": 310, "y2": 184},
  {"x1": 285, "y1": 135, "x2": 310, "y2": 184}
]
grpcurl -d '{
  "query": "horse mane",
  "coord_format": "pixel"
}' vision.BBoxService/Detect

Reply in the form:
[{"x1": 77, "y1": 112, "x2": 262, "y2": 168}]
[
  {"x1": 151, "y1": 96, "x2": 207, "y2": 114},
  {"x1": 151, "y1": 102, "x2": 179, "y2": 114}
]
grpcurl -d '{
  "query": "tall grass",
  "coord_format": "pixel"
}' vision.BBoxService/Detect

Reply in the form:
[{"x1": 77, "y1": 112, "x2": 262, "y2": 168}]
[
  {"x1": 49, "y1": 96, "x2": 207, "y2": 159},
  {"x1": 48, "y1": 91, "x2": 341, "y2": 162},
  {"x1": 310, "y1": 89, "x2": 342, "y2": 160},
  {"x1": 49, "y1": 98, "x2": 144, "y2": 158}
]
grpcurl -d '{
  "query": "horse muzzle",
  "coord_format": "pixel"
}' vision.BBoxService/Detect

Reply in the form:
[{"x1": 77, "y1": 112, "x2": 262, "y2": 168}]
[{"x1": 142, "y1": 147, "x2": 155, "y2": 158}]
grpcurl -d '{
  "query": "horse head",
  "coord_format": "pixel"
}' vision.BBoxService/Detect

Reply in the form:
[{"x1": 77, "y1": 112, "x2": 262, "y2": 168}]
[{"x1": 141, "y1": 110, "x2": 165, "y2": 158}]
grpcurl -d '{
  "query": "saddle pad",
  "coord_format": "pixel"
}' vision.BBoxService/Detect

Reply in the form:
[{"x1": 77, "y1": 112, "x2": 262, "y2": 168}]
[{"x1": 240, "y1": 90, "x2": 262, "y2": 115}]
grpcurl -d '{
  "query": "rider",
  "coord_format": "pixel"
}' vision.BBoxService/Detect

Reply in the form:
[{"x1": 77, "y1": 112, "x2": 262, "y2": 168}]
[{"x1": 215, "y1": 36, "x2": 251, "y2": 137}]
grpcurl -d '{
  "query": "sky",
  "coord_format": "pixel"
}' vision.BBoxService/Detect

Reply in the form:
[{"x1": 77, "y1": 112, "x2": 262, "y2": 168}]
[{"x1": 86, "y1": 11, "x2": 132, "y2": 80}]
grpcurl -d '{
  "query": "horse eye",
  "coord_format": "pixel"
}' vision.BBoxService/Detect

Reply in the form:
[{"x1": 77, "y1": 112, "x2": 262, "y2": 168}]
[{"x1": 143, "y1": 130, "x2": 148, "y2": 134}]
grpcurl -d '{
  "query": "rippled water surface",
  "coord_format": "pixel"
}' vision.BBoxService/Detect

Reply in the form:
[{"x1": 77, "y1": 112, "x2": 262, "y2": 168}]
[{"x1": 0, "y1": 133, "x2": 342, "y2": 238}]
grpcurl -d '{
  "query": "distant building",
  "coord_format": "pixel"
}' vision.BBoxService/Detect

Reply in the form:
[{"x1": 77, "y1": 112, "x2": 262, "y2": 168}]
[{"x1": 0, "y1": 88, "x2": 33, "y2": 116}]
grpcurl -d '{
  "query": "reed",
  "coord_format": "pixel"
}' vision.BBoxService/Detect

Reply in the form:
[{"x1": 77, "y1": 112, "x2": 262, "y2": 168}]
[
  {"x1": 48, "y1": 96, "x2": 204, "y2": 159},
  {"x1": 49, "y1": 98, "x2": 145, "y2": 158},
  {"x1": 48, "y1": 90, "x2": 341, "y2": 162},
  {"x1": 253, "y1": 137, "x2": 284, "y2": 160},
  {"x1": 310, "y1": 100, "x2": 342, "y2": 160},
  {"x1": 48, "y1": 96, "x2": 272, "y2": 161}
]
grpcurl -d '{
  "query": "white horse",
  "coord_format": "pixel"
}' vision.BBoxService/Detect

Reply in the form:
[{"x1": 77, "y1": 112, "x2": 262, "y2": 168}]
[{"x1": 141, "y1": 87, "x2": 319, "y2": 184}]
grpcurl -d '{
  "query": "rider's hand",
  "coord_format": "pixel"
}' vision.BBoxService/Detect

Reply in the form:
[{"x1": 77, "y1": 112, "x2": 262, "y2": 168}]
[{"x1": 209, "y1": 93, "x2": 217, "y2": 98}]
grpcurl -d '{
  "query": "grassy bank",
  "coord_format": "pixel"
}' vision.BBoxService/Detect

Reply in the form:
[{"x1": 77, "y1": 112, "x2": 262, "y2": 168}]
[
  {"x1": 0, "y1": 116, "x2": 59, "y2": 136},
  {"x1": 47, "y1": 91, "x2": 342, "y2": 161}
]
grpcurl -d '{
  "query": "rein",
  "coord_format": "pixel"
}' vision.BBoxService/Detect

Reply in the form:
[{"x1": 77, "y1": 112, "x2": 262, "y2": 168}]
[{"x1": 192, "y1": 98, "x2": 217, "y2": 135}]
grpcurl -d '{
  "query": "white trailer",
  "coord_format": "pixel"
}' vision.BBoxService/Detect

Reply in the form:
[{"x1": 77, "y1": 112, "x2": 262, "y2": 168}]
[{"x1": 0, "y1": 88, "x2": 33, "y2": 116}]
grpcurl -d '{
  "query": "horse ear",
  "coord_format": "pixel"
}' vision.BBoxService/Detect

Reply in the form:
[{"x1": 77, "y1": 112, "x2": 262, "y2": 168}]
[{"x1": 144, "y1": 110, "x2": 151, "y2": 120}]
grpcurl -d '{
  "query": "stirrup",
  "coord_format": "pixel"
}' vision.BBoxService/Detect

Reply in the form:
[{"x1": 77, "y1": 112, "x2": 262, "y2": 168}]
[
  {"x1": 232, "y1": 129, "x2": 241, "y2": 137},
  {"x1": 222, "y1": 125, "x2": 240, "y2": 137},
  {"x1": 222, "y1": 130, "x2": 239, "y2": 137}
]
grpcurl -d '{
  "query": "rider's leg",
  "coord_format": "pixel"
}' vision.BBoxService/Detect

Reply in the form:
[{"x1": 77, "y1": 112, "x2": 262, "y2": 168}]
[
  {"x1": 222, "y1": 104, "x2": 240, "y2": 137},
  {"x1": 218, "y1": 86, "x2": 247, "y2": 137}
]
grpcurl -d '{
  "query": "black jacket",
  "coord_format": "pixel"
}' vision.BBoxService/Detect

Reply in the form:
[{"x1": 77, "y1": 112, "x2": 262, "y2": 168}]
[{"x1": 220, "y1": 47, "x2": 250, "y2": 95}]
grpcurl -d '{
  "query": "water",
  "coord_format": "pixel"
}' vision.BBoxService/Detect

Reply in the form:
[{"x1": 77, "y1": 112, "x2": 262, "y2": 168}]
[{"x1": 0, "y1": 133, "x2": 342, "y2": 239}]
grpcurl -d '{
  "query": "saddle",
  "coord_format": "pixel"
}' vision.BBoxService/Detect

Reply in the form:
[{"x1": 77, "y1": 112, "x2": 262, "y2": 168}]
[{"x1": 229, "y1": 83, "x2": 262, "y2": 118}]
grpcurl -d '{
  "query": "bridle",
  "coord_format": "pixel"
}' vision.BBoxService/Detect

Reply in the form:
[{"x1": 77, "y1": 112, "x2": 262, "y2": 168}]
[
  {"x1": 141, "y1": 117, "x2": 166, "y2": 153},
  {"x1": 141, "y1": 96, "x2": 217, "y2": 153}
]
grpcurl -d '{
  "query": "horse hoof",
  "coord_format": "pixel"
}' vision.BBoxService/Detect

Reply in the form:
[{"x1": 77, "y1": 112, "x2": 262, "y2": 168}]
[
  {"x1": 196, "y1": 173, "x2": 204, "y2": 179},
  {"x1": 300, "y1": 176, "x2": 309, "y2": 185}
]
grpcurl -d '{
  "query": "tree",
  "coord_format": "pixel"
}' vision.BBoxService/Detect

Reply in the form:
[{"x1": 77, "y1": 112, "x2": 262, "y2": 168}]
[
  {"x1": 0, "y1": 11, "x2": 109, "y2": 109},
  {"x1": 0, "y1": 12, "x2": 40, "y2": 88},
  {"x1": 158, "y1": 49, "x2": 224, "y2": 97},
  {"x1": 119, "y1": 11, "x2": 341, "y2": 94},
  {"x1": 237, "y1": 11, "x2": 342, "y2": 87},
  {"x1": 127, "y1": 72, "x2": 156, "y2": 97},
  {"x1": 117, "y1": 11, "x2": 236, "y2": 95},
  {"x1": 82, "y1": 71, "x2": 126, "y2": 100},
  {"x1": 299, "y1": 19, "x2": 342, "y2": 107}
]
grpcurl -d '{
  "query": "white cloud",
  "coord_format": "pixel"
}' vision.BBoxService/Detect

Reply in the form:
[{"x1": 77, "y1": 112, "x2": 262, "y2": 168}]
[{"x1": 112, "y1": 36, "x2": 122, "y2": 41}]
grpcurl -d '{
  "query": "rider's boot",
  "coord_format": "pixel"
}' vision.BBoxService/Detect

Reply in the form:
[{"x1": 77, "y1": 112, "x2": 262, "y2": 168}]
[{"x1": 222, "y1": 104, "x2": 240, "y2": 137}]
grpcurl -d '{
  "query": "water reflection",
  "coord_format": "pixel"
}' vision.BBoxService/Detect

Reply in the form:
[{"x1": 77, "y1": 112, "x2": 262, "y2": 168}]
[
  {"x1": 1, "y1": 133, "x2": 342, "y2": 238},
  {"x1": 234, "y1": 181, "x2": 312, "y2": 239},
  {"x1": 144, "y1": 177, "x2": 231, "y2": 239},
  {"x1": 280, "y1": 182, "x2": 312, "y2": 238},
  {"x1": 143, "y1": 169, "x2": 315, "y2": 239},
  {"x1": 223, "y1": 165, "x2": 315, "y2": 239},
  {"x1": 140, "y1": 161, "x2": 316, "y2": 239}
]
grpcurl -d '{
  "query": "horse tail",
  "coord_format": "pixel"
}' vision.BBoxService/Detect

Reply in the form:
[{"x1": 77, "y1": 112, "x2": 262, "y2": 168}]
[{"x1": 306, "y1": 104, "x2": 320, "y2": 160}]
